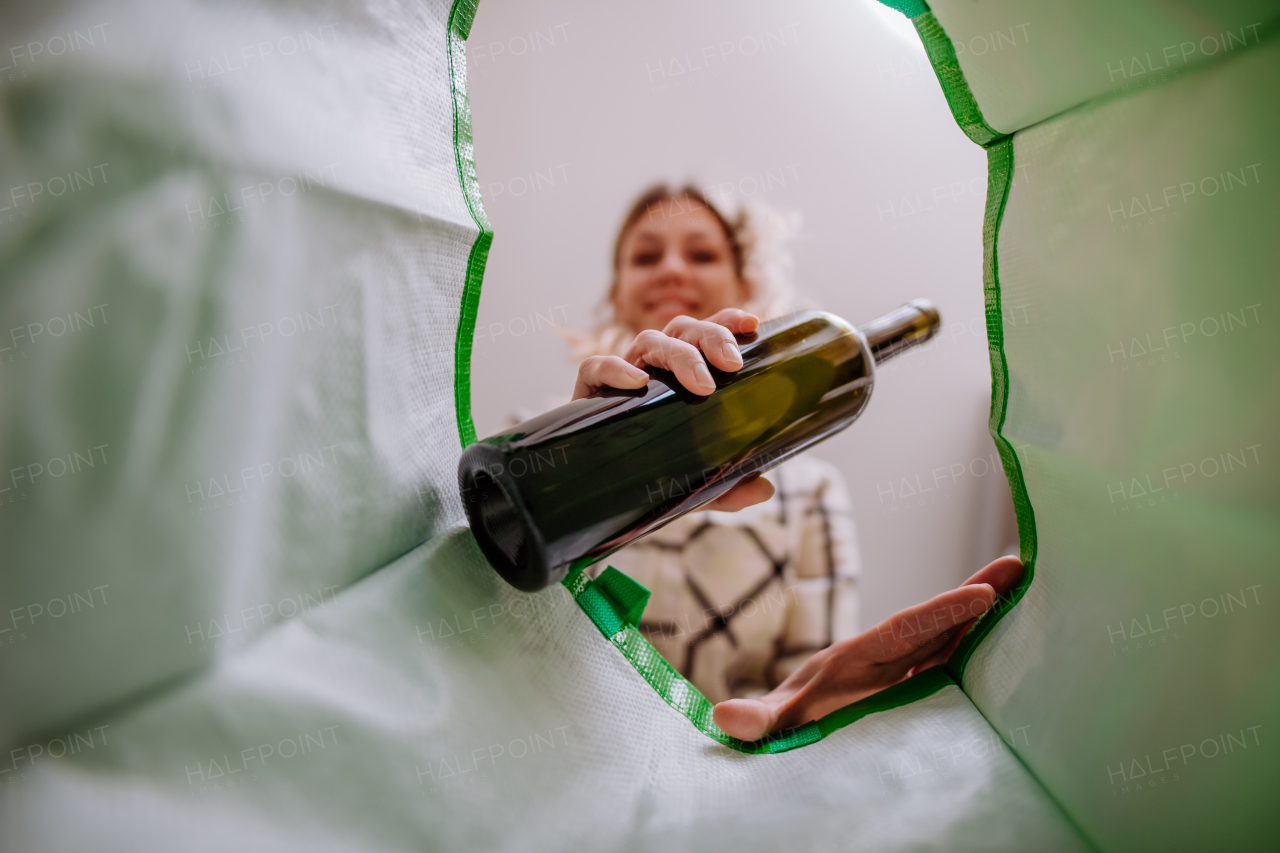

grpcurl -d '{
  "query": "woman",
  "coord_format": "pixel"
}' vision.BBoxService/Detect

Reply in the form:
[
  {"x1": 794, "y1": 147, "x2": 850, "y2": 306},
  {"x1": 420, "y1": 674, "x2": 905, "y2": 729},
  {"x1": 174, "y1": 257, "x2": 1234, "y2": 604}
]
[
  {"x1": 560, "y1": 185, "x2": 1024, "y2": 742},
  {"x1": 567, "y1": 185, "x2": 861, "y2": 705}
]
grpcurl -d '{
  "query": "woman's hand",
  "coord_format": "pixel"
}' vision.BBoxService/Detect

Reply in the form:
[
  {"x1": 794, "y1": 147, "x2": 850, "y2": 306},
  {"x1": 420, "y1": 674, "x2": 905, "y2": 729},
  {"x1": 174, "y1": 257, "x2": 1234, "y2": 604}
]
[
  {"x1": 712, "y1": 556, "x2": 1025, "y2": 741},
  {"x1": 572, "y1": 308, "x2": 759, "y2": 399},
  {"x1": 572, "y1": 308, "x2": 772, "y2": 512}
]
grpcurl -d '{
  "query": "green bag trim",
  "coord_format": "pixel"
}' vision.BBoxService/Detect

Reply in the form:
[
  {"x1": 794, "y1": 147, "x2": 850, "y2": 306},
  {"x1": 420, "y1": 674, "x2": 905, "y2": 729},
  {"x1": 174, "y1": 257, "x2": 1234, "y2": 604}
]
[
  {"x1": 877, "y1": 0, "x2": 929, "y2": 17},
  {"x1": 931, "y1": 139, "x2": 1100, "y2": 853},
  {"x1": 945, "y1": 137, "x2": 1035, "y2": 680},
  {"x1": 876, "y1": 1, "x2": 1004, "y2": 146},
  {"x1": 873, "y1": 0, "x2": 1030, "y2": 688},
  {"x1": 575, "y1": 567, "x2": 651, "y2": 637},
  {"x1": 448, "y1": 0, "x2": 492, "y2": 449},
  {"x1": 561, "y1": 567, "x2": 953, "y2": 754}
]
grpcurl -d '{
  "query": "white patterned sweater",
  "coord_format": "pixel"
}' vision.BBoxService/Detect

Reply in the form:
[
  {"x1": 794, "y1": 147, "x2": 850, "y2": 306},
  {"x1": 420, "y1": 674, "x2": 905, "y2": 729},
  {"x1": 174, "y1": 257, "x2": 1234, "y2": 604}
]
[{"x1": 587, "y1": 454, "x2": 861, "y2": 704}]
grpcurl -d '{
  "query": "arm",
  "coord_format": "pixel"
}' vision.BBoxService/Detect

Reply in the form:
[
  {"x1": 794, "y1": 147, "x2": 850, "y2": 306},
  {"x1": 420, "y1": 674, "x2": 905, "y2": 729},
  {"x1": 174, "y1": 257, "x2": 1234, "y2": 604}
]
[{"x1": 714, "y1": 556, "x2": 1025, "y2": 741}]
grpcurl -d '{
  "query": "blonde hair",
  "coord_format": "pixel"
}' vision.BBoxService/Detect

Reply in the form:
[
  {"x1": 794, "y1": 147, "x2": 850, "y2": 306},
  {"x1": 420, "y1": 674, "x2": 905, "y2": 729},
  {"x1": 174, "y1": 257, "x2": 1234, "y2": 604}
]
[{"x1": 566, "y1": 185, "x2": 803, "y2": 361}]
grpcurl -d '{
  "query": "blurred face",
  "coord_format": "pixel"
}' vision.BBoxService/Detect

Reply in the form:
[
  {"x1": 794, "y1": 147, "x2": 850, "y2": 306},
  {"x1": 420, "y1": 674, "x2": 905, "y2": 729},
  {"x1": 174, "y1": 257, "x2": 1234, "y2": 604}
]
[{"x1": 612, "y1": 198, "x2": 747, "y2": 332}]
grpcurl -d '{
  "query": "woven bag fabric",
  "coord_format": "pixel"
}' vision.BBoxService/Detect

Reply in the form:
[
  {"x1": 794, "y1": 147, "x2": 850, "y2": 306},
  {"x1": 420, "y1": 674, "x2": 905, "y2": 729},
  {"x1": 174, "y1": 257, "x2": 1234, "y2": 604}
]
[
  {"x1": 961, "y1": 32, "x2": 1280, "y2": 853},
  {"x1": 0, "y1": 1, "x2": 1086, "y2": 850}
]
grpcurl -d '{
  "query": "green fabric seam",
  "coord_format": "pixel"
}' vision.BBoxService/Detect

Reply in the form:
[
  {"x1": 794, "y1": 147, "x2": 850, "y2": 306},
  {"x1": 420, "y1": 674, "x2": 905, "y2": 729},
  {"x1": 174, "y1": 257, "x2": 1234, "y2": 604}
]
[
  {"x1": 876, "y1": 0, "x2": 1031, "y2": 689},
  {"x1": 870, "y1": 10, "x2": 1268, "y2": 847},
  {"x1": 448, "y1": 0, "x2": 492, "y2": 449},
  {"x1": 938, "y1": 140, "x2": 1102, "y2": 853},
  {"x1": 907, "y1": 10, "x2": 1005, "y2": 146},
  {"x1": 875, "y1": 0, "x2": 1004, "y2": 144},
  {"x1": 877, "y1": 0, "x2": 929, "y2": 17},
  {"x1": 946, "y1": 138, "x2": 1035, "y2": 679}
]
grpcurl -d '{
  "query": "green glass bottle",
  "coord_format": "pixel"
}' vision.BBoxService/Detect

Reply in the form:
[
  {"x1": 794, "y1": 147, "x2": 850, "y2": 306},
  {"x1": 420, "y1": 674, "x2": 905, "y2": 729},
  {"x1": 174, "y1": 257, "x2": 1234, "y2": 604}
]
[{"x1": 459, "y1": 300, "x2": 940, "y2": 591}]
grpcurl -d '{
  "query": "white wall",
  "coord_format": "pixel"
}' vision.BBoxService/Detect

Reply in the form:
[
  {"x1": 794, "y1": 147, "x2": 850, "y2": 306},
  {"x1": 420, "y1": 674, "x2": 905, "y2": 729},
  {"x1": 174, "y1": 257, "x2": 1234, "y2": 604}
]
[{"x1": 466, "y1": 0, "x2": 1018, "y2": 626}]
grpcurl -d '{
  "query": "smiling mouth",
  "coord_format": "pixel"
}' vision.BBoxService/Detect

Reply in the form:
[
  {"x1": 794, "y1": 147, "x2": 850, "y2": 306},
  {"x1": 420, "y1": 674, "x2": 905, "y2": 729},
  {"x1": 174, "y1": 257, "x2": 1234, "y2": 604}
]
[{"x1": 648, "y1": 297, "x2": 698, "y2": 317}]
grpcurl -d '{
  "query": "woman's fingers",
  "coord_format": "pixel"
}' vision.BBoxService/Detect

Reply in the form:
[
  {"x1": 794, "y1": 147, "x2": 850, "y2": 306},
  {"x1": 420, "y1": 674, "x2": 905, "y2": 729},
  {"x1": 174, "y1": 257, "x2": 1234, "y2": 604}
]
[
  {"x1": 572, "y1": 316, "x2": 775, "y2": 509},
  {"x1": 903, "y1": 556, "x2": 1025, "y2": 676},
  {"x1": 662, "y1": 311, "x2": 758, "y2": 373},
  {"x1": 713, "y1": 698, "x2": 776, "y2": 742},
  {"x1": 961, "y1": 555, "x2": 1024, "y2": 595},
  {"x1": 702, "y1": 475, "x2": 774, "y2": 512},
  {"x1": 702, "y1": 308, "x2": 760, "y2": 336},
  {"x1": 572, "y1": 355, "x2": 650, "y2": 401},
  {"x1": 625, "y1": 328, "x2": 718, "y2": 395},
  {"x1": 786, "y1": 588, "x2": 995, "y2": 722},
  {"x1": 714, "y1": 559, "x2": 1026, "y2": 741},
  {"x1": 667, "y1": 317, "x2": 741, "y2": 372},
  {"x1": 906, "y1": 626, "x2": 969, "y2": 677},
  {"x1": 616, "y1": 310, "x2": 760, "y2": 397},
  {"x1": 872, "y1": 584, "x2": 996, "y2": 663},
  {"x1": 713, "y1": 586, "x2": 997, "y2": 741}
]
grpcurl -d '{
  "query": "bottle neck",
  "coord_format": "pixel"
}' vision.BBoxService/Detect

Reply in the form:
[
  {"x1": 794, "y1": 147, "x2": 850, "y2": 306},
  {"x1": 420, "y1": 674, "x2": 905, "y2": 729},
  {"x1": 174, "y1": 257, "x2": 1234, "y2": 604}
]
[{"x1": 857, "y1": 299, "x2": 941, "y2": 364}]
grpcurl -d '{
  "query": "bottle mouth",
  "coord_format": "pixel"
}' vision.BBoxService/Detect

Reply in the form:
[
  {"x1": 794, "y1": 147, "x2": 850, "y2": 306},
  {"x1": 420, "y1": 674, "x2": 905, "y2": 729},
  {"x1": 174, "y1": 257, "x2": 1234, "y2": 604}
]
[
  {"x1": 471, "y1": 471, "x2": 526, "y2": 571},
  {"x1": 458, "y1": 448, "x2": 551, "y2": 592}
]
